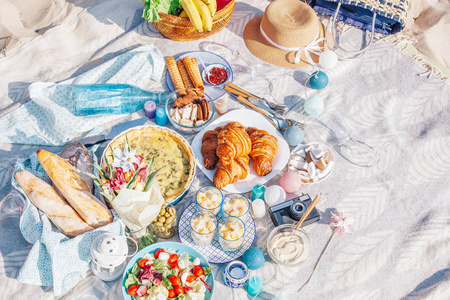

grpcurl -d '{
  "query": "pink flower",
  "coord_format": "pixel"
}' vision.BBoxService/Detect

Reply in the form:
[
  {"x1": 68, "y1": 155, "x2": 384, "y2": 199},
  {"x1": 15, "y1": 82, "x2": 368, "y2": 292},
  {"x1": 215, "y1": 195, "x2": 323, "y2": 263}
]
[
  {"x1": 329, "y1": 211, "x2": 354, "y2": 235},
  {"x1": 137, "y1": 166, "x2": 149, "y2": 182},
  {"x1": 115, "y1": 167, "x2": 127, "y2": 185}
]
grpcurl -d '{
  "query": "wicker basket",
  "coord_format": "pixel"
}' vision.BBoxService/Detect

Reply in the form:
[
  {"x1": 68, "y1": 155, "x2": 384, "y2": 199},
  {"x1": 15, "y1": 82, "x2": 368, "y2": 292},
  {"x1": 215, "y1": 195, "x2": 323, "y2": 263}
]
[{"x1": 152, "y1": 0, "x2": 235, "y2": 41}]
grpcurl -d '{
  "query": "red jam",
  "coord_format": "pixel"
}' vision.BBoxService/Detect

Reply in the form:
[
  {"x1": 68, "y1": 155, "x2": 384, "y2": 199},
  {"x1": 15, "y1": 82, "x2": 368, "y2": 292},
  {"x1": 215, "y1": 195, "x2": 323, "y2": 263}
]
[{"x1": 207, "y1": 67, "x2": 228, "y2": 85}]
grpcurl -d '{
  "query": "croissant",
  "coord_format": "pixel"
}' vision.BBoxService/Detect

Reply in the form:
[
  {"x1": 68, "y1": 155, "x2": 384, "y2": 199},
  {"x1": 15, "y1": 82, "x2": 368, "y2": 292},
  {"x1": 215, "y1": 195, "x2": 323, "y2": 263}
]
[
  {"x1": 216, "y1": 122, "x2": 252, "y2": 161},
  {"x1": 247, "y1": 127, "x2": 278, "y2": 176},
  {"x1": 201, "y1": 126, "x2": 223, "y2": 170},
  {"x1": 213, "y1": 155, "x2": 250, "y2": 189}
]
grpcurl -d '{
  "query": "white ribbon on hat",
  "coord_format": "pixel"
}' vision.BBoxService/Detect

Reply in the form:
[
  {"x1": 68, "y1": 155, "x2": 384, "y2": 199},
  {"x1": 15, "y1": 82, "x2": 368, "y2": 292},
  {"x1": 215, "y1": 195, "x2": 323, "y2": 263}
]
[{"x1": 260, "y1": 23, "x2": 326, "y2": 65}]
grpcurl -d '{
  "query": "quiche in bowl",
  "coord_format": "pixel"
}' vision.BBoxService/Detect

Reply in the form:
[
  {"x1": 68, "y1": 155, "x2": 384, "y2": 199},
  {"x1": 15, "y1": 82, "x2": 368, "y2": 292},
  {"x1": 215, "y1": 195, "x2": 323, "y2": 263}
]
[{"x1": 101, "y1": 125, "x2": 195, "y2": 205}]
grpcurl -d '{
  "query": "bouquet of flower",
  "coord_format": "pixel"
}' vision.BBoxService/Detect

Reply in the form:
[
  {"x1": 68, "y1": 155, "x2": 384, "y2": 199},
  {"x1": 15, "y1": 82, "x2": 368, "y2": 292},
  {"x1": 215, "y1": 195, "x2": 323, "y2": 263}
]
[
  {"x1": 86, "y1": 137, "x2": 163, "y2": 202},
  {"x1": 86, "y1": 137, "x2": 166, "y2": 246}
]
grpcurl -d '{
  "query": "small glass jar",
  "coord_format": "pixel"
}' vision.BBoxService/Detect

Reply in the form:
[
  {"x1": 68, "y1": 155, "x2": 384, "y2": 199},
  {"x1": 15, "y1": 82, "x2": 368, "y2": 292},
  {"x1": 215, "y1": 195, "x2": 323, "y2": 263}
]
[
  {"x1": 196, "y1": 185, "x2": 223, "y2": 215},
  {"x1": 218, "y1": 216, "x2": 245, "y2": 252},
  {"x1": 222, "y1": 261, "x2": 249, "y2": 288},
  {"x1": 152, "y1": 203, "x2": 177, "y2": 239},
  {"x1": 127, "y1": 224, "x2": 158, "y2": 250},
  {"x1": 190, "y1": 210, "x2": 217, "y2": 246},
  {"x1": 222, "y1": 193, "x2": 251, "y2": 222}
]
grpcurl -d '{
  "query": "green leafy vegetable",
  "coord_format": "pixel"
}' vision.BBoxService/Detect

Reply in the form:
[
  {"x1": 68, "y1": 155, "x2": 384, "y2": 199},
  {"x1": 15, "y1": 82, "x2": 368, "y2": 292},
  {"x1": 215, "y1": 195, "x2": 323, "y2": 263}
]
[
  {"x1": 153, "y1": 258, "x2": 166, "y2": 271},
  {"x1": 162, "y1": 276, "x2": 173, "y2": 289},
  {"x1": 203, "y1": 267, "x2": 212, "y2": 276},
  {"x1": 124, "y1": 272, "x2": 140, "y2": 289},
  {"x1": 140, "y1": 0, "x2": 182, "y2": 22},
  {"x1": 131, "y1": 263, "x2": 140, "y2": 277},
  {"x1": 163, "y1": 269, "x2": 178, "y2": 278}
]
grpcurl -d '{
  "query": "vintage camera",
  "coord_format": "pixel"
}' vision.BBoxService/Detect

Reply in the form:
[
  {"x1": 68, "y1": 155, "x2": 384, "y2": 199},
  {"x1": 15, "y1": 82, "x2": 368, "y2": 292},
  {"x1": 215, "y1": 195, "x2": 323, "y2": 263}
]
[{"x1": 269, "y1": 194, "x2": 320, "y2": 227}]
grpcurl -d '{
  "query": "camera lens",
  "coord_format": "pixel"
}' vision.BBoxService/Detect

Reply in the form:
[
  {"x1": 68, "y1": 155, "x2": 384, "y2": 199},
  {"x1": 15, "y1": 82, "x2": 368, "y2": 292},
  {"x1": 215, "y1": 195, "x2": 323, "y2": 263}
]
[{"x1": 289, "y1": 200, "x2": 306, "y2": 219}]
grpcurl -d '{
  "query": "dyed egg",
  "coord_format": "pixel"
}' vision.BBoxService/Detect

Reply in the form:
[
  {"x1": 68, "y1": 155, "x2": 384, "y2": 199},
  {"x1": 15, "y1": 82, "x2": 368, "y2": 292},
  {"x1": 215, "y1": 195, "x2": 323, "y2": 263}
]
[
  {"x1": 242, "y1": 247, "x2": 265, "y2": 270},
  {"x1": 319, "y1": 51, "x2": 338, "y2": 69},
  {"x1": 304, "y1": 95, "x2": 324, "y2": 117},
  {"x1": 280, "y1": 171, "x2": 302, "y2": 193},
  {"x1": 309, "y1": 71, "x2": 328, "y2": 90},
  {"x1": 284, "y1": 126, "x2": 304, "y2": 147},
  {"x1": 264, "y1": 185, "x2": 286, "y2": 206}
]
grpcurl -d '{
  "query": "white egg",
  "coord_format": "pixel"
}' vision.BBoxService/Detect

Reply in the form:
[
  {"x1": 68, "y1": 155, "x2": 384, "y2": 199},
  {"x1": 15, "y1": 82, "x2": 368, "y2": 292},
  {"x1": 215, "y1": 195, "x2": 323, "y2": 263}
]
[
  {"x1": 193, "y1": 257, "x2": 201, "y2": 266},
  {"x1": 178, "y1": 259, "x2": 186, "y2": 269},
  {"x1": 158, "y1": 252, "x2": 170, "y2": 261}
]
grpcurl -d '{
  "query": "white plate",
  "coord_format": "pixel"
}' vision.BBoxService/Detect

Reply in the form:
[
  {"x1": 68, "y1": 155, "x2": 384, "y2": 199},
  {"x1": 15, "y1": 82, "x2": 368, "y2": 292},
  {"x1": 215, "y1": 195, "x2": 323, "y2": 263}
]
[
  {"x1": 191, "y1": 109, "x2": 290, "y2": 193},
  {"x1": 165, "y1": 51, "x2": 233, "y2": 101}
]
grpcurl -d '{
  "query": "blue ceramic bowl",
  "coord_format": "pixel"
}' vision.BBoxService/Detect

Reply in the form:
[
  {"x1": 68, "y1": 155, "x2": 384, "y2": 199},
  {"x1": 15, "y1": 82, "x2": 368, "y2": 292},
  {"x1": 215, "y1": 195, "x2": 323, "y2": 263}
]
[{"x1": 122, "y1": 241, "x2": 215, "y2": 299}]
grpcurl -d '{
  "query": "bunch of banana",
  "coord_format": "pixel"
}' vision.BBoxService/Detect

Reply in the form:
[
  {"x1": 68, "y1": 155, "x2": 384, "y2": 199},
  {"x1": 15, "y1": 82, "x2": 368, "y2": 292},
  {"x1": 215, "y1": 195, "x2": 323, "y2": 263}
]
[{"x1": 180, "y1": 0, "x2": 217, "y2": 32}]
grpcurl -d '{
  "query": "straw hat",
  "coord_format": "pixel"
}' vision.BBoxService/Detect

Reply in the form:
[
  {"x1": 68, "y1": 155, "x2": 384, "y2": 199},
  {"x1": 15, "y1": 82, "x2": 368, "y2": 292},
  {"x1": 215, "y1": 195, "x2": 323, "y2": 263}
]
[{"x1": 243, "y1": 0, "x2": 333, "y2": 68}]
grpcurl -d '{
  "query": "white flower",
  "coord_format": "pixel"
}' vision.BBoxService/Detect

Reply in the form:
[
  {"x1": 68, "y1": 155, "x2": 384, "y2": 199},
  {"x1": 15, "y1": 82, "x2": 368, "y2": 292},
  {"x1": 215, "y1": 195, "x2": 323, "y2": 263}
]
[{"x1": 111, "y1": 143, "x2": 140, "y2": 173}]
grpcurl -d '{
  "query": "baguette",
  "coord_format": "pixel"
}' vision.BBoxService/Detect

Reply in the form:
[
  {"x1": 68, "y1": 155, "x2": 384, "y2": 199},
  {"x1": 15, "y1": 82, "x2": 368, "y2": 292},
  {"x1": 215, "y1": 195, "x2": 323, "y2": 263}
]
[
  {"x1": 37, "y1": 150, "x2": 113, "y2": 228},
  {"x1": 15, "y1": 170, "x2": 94, "y2": 237}
]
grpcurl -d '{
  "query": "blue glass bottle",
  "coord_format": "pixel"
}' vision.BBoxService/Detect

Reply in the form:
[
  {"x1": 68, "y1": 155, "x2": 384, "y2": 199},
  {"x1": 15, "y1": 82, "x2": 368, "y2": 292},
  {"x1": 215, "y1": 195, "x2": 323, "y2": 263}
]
[{"x1": 72, "y1": 84, "x2": 170, "y2": 116}]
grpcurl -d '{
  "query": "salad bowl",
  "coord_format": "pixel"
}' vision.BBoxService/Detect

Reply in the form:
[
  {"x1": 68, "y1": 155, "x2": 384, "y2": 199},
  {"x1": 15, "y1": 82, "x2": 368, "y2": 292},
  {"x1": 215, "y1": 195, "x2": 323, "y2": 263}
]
[{"x1": 122, "y1": 241, "x2": 215, "y2": 300}]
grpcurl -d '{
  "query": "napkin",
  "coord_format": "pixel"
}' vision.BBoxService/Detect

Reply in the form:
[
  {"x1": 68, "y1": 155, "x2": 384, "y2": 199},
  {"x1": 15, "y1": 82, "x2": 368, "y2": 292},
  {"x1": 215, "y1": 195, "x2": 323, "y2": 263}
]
[
  {"x1": 111, "y1": 183, "x2": 165, "y2": 232},
  {"x1": 0, "y1": 44, "x2": 165, "y2": 146},
  {"x1": 12, "y1": 152, "x2": 125, "y2": 297}
]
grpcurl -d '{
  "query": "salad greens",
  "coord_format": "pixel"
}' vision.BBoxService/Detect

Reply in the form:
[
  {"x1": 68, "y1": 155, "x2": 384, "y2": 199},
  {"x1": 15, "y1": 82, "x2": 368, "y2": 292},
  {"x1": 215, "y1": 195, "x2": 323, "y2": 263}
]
[
  {"x1": 124, "y1": 248, "x2": 212, "y2": 300},
  {"x1": 141, "y1": 0, "x2": 182, "y2": 22}
]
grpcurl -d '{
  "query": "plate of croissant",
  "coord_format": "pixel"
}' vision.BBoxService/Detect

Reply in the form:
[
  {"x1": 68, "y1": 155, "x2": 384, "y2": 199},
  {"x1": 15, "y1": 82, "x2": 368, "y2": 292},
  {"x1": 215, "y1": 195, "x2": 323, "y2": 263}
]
[{"x1": 191, "y1": 109, "x2": 290, "y2": 193}]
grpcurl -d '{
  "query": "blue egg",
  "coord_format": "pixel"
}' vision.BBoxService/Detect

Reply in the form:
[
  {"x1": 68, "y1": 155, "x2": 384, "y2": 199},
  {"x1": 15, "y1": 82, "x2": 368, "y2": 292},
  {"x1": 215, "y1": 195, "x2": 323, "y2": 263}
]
[
  {"x1": 304, "y1": 95, "x2": 324, "y2": 117},
  {"x1": 283, "y1": 126, "x2": 304, "y2": 147},
  {"x1": 242, "y1": 247, "x2": 265, "y2": 270},
  {"x1": 309, "y1": 71, "x2": 329, "y2": 90}
]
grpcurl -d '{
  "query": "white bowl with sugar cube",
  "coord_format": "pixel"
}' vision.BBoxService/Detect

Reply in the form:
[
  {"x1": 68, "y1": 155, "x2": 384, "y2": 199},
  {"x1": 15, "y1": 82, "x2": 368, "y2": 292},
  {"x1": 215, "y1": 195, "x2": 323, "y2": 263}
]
[{"x1": 288, "y1": 142, "x2": 335, "y2": 184}]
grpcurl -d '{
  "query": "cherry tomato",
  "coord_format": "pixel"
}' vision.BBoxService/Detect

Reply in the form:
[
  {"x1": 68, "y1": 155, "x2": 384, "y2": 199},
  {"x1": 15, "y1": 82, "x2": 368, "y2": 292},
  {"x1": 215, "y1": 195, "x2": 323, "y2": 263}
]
[
  {"x1": 168, "y1": 253, "x2": 179, "y2": 264},
  {"x1": 167, "y1": 289, "x2": 176, "y2": 298},
  {"x1": 174, "y1": 285, "x2": 185, "y2": 295},
  {"x1": 138, "y1": 258, "x2": 149, "y2": 268},
  {"x1": 169, "y1": 276, "x2": 181, "y2": 286},
  {"x1": 170, "y1": 262, "x2": 181, "y2": 273},
  {"x1": 127, "y1": 285, "x2": 139, "y2": 296},
  {"x1": 193, "y1": 266, "x2": 204, "y2": 277},
  {"x1": 186, "y1": 275, "x2": 195, "y2": 283},
  {"x1": 184, "y1": 286, "x2": 194, "y2": 293},
  {"x1": 154, "y1": 248, "x2": 165, "y2": 259}
]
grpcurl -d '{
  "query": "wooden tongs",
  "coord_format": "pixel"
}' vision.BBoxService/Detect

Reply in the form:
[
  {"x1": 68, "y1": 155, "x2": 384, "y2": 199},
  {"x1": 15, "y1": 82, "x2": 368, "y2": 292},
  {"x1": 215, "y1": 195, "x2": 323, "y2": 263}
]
[
  {"x1": 224, "y1": 82, "x2": 288, "y2": 114},
  {"x1": 224, "y1": 82, "x2": 304, "y2": 131}
]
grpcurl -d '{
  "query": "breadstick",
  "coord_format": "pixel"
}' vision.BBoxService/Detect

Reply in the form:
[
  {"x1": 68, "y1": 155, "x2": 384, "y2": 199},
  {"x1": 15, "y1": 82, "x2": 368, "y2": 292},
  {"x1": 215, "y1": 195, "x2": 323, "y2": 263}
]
[
  {"x1": 177, "y1": 60, "x2": 196, "y2": 96},
  {"x1": 182, "y1": 56, "x2": 205, "y2": 91},
  {"x1": 191, "y1": 58, "x2": 205, "y2": 94},
  {"x1": 166, "y1": 56, "x2": 186, "y2": 96}
]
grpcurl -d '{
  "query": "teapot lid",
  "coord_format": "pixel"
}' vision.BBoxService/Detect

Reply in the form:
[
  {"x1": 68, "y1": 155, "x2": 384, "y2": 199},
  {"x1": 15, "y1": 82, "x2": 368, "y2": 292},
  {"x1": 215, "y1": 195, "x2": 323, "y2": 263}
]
[{"x1": 90, "y1": 233, "x2": 128, "y2": 268}]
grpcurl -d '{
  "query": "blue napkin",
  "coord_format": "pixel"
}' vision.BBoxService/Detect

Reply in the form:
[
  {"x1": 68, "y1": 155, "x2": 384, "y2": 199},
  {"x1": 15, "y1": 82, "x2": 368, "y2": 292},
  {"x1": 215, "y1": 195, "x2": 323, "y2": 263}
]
[
  {"x1": 12, "y1": 152, "x2": 125, "y2": 297},
  {"x1": 0, "y1": 44, "x2": 165, "y2": 146}
]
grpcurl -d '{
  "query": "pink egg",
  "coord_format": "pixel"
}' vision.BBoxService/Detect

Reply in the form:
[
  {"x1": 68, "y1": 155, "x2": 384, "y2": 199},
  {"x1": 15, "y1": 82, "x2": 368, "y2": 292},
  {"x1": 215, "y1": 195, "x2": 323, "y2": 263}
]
[{"x1": 280, "y1": 171, "x2": 302, "y2": 193}]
